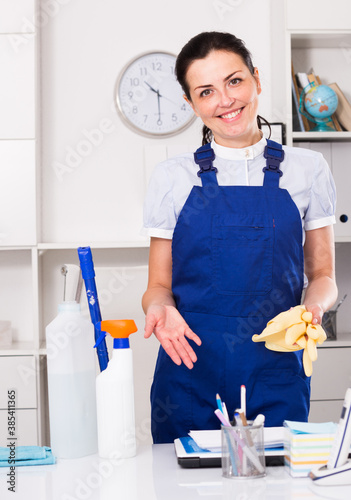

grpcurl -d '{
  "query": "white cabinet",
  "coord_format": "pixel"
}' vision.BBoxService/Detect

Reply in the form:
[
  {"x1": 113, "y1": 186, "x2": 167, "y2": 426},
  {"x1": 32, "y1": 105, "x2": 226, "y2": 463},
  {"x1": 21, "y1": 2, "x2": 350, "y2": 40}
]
[
  {"x1": 0, "y1": 35, "x2": 36, "y2": 138},
  {"x1": 331, "y1": 143, "x2": 351, "y2": 239},
  {"x1": 0, "y1": 141, "x2": 37, "y2": 246},
  {"x1": 0, "y1": 1, "x2": 36, "y2": 33},
  {"x1": 286, "y1": 0, "x2": 351, "y2": 31},
  {"x1": 310, "y1": 344, "x2": 351, "y2": 422},
  {"x1": 0, "y1": 355, "x2": 38, "y2": 446}
]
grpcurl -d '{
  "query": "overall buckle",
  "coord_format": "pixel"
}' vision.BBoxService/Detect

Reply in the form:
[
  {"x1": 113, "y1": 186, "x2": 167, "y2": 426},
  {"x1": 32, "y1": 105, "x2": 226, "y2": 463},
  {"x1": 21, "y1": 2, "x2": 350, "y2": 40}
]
[
  {"x1": 263, "y1": 142, "x2": 284, "y2": 177},
  {"x1": 194, "y1": 145, "x2": 218, "y2": 177}
]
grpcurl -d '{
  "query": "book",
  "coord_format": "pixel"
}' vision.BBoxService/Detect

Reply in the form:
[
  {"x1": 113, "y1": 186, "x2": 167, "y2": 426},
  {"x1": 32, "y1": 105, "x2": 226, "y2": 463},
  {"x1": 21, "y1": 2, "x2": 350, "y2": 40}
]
[
  {"x1": 329, "y1": 82, "x2": 351, "y2": 131},
  {"x1": 291, "y1": 64, "x2": 309, "y2": 131},
  {"x1": 291, "y1": 77, "x2": 303, "y2": 131}
]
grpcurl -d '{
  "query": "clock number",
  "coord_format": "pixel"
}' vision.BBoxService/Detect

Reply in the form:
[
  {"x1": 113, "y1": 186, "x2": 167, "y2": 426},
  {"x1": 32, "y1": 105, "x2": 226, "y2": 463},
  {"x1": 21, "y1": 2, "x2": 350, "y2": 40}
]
[
  {"x1": 143, "y1": 115, "x2": 148, "y2": 123},
  {"x1": 132, "y1": 106, "x2": 138, "y2": 114},
  {"x1": 128, "y1": 91, "x2": 133, "y2": 99},
  {"x1": 172, "y1": 113, "x2": 177, "y2": 122},
  {"x1": 130, "y1": 77, "x2": 140, "y2": 87},
  {"x1": 152, "y1": 62, "x2": 162, "y2": 71},
  {"x1": 157, "y1": 119, "x2": 162, "y2": 126},
  {"x1": 140, "y1": 67, "x2": 147, "y2": 76},
  {"x1": 181, "y1": 104, "x2": 187, "y2": 111}
]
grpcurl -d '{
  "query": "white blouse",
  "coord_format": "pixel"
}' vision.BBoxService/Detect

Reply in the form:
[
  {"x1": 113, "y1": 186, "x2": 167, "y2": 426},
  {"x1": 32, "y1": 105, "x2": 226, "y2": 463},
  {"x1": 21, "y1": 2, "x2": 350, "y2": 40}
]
[{"x1": 142, "y1": 137, "x2": 336, "y2": 241}]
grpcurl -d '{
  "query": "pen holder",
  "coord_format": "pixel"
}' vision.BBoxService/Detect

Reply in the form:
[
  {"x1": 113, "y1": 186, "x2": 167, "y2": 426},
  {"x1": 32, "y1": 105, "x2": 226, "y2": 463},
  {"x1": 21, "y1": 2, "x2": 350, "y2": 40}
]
[
  {"x1": 221, "y1": 422, "x2": 266, "y2": 479},
  {"x1": 322, "y1": 310, "x2": 337, "y2": 340}
]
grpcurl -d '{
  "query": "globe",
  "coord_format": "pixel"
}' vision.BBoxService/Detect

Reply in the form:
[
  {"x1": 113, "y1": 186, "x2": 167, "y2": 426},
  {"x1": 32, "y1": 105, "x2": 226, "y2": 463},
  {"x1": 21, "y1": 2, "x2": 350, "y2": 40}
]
[{"x1": 301, "y1": 84, "x2": 338, "y2": 131}]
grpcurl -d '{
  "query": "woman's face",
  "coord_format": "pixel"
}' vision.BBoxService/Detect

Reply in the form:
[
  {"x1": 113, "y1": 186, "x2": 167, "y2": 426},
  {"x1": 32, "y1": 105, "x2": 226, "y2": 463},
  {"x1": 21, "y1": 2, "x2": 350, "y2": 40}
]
[{"x1": 185, "y1": 50, "x2": 262, "y2": 148}]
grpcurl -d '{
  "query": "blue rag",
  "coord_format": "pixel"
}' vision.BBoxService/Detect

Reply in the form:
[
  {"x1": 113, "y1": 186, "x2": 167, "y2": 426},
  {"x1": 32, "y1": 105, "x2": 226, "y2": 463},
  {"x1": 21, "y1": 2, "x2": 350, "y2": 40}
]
[{"x1": 0, "y1": 446, "x2": 56, "y2": 467}]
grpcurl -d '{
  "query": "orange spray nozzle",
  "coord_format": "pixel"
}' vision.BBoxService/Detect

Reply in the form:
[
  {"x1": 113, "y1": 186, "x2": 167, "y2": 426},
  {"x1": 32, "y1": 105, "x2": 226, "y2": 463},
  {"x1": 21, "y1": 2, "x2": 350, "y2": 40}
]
[{"x1": 100, "y1": 320, "x2": 137, "y2": 339}]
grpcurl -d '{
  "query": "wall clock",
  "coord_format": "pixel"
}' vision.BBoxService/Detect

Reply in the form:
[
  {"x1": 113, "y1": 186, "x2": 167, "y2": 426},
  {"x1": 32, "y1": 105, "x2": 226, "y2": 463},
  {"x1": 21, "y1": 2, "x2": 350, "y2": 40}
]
[{"x1": 115, "y1": 51, "x2": 196, "y2": 137}]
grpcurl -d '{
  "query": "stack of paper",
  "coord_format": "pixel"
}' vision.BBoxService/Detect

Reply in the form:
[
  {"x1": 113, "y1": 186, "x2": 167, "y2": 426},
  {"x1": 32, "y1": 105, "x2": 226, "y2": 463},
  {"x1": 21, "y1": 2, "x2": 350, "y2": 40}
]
[
  {"x1": 283, "y1": 421, "x2": 337, "y2": 477},
  {"x1": 189, "y1": 427, "x2": 286, "y2": 452}
]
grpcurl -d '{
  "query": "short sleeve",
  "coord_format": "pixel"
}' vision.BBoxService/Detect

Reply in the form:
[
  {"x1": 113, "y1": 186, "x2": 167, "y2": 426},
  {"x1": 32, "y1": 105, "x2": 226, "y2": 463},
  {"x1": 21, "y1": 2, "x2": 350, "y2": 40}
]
[
  {"x1": 141, "y1": 162, "x2": 176, "y2": 239},
  {"x1": 304, "y1": 153, "x2": 336, "y2": 231}
]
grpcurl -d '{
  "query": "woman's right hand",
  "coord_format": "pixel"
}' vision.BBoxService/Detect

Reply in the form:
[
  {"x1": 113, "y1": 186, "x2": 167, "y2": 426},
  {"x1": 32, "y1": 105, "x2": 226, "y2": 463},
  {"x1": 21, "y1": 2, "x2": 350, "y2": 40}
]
[{"x1": 144, "y1": 304, "x2": 202, "y2": 369}]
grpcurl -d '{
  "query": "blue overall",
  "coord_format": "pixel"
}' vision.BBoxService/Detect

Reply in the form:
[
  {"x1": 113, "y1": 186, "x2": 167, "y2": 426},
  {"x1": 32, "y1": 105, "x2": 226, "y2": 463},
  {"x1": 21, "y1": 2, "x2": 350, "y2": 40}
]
[{"x1": 150, "y1": 140, "x2": 310, "y2": 444}]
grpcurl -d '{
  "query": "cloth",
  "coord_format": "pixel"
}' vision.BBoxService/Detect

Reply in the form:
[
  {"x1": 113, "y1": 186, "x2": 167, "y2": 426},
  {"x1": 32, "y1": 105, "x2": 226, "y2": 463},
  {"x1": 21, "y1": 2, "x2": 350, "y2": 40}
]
[
  {"x1": 150, "y1": 140, "x2": 310, "y2": 444},
  {"x1": 0, "y1": 446, "x2": 55, "y2": 466},
  {"x1": 252, "y1": 305, "x2": 327, "y2": 376},
  {"x1": 142, "y1": 136, "x2": 336, "y2": 240}
]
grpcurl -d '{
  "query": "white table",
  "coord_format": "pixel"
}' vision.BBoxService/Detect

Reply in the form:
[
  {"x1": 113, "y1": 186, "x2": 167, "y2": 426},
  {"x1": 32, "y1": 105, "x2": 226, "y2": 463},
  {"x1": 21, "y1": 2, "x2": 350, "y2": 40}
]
[{"x1": 1, "y1": 444, "x2": 351, "y2": 499}]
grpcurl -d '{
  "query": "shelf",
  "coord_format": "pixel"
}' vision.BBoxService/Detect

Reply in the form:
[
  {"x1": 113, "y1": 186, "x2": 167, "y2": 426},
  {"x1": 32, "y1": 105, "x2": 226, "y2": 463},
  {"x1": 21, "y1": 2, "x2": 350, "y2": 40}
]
[
  {"x1": 37, "y1": 240, "x2": 150, "y2": 250},
  {"x1": 0, "y1": 246, "x2": 36, "y2": 251},
  {"x1": 293, "y1": 132, "x2": 351, "y2": 141},
  {"x1": 319, "y1": 331, "x2": 351, "y2": 349},
  {"x1": 0, "y1": 341, "x2": 46, "y2": 356}
]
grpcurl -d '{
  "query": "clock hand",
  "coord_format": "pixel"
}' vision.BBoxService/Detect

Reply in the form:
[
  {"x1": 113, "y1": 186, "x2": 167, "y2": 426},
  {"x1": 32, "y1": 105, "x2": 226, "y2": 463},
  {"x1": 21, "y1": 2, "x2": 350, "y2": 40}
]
[
  {"x1": 144, "y1": 81, "x2": 159, "y2": 94},
  {"x1": 157, "y1": 92, "x2": 162, "y2": 124},
  {"x1": 159, "y1": 94, "x2": 186, "y2": 109},
  {"x1": 145, "y1": 81, "x2": 183, "y2": 109}
]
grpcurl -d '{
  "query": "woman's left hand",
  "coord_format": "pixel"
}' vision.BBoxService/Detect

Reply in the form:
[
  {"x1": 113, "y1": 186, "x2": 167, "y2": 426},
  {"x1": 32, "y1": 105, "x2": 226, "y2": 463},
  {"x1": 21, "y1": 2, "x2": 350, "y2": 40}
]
[{"x1": 304, "y1": 303, "x2": 324, "y2": 325}]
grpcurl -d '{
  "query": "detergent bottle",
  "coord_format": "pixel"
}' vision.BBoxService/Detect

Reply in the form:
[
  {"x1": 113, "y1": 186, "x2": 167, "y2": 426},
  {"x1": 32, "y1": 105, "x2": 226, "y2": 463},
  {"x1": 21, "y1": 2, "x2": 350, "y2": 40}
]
[
  {"x1": 45, "y1": 301, "x2": 98, "y2": 458},
  {"x1": 95, "y1": 319, "x2": 138, "y2": 459}
]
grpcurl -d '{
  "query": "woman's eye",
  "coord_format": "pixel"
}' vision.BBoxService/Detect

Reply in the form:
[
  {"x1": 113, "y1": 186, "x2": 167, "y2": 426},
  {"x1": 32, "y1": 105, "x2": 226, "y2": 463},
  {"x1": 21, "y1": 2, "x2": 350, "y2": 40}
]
[
  {"x1": 229, "y1": 78, "x2": 241, "y2": 86},
  {"x1": 200, "y1": 89, "x2": 212, "y2": 97}
]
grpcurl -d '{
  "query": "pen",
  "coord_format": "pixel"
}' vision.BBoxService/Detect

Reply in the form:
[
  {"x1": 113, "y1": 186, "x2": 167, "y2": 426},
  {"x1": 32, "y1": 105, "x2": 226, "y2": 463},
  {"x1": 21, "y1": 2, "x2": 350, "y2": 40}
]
[
  {"x1": 222, "y1": 402, "x2": 230, "y2": 422},
  {"x1": 251, "y1": 414, "x2": 265, "y2": 439},
  {"x1": 241, "y1": 385, "x2": 246, "y2": 417},
  {"x1": 215, "y1": 410, "x2": 264, "y2": 474},
  {"x1": 216, "y1": 393, "x2": 224, "y2": 414}
]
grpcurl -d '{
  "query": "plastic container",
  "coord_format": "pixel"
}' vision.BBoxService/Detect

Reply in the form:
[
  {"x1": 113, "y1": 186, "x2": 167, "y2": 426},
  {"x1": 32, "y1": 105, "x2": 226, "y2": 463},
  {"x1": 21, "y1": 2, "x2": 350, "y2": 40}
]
[
  {"x1": 221, "y1": 421, "x2": 266, "y2": 479},
  {"x1": 45, "y1": 301, "x2": 98, "y2": 458},
  {"x1": 322, "y1": 310, "x2": 337, "y2": 341},
  {"x1": 95, "y1": 319, "x2": 137, "y2": 459}
]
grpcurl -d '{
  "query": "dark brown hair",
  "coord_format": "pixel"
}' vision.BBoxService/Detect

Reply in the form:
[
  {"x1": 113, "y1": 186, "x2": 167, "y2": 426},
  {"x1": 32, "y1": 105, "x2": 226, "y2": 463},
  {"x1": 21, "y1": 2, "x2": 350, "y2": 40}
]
[{"x1": 175, "y1": 31, "x2": 270, "y2": 145}]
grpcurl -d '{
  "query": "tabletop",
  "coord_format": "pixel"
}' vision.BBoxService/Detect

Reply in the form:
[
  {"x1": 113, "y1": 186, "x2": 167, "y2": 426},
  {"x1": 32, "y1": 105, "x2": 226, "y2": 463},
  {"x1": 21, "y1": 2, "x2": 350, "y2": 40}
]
[{"x1": 1, "y1": 443, "x2": 351, "y2": 500}]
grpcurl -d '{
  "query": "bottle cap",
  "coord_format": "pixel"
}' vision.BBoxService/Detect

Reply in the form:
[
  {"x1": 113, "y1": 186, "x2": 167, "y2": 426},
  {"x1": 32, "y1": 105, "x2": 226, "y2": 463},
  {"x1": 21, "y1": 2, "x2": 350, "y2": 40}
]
[
  {"x1": 58, "y1": 301, "x2": 80, "y2": 313},
  {"x1": 94, "y1": 320, "x2": 137, "y2": 349}
]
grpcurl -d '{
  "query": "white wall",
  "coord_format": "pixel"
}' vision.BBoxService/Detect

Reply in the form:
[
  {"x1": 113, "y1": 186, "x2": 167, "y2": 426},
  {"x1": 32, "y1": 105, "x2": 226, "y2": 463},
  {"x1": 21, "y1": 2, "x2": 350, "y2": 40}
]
[{"x1": 40, "y1": 0, "x2": 274, "y2": 243}]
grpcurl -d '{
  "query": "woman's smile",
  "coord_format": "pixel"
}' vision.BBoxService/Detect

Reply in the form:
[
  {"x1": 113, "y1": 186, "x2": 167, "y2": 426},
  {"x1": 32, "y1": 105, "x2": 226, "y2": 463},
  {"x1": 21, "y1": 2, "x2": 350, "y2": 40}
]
[{"x1": 218, "y1": 107, "x2": 243, "y2": 121}]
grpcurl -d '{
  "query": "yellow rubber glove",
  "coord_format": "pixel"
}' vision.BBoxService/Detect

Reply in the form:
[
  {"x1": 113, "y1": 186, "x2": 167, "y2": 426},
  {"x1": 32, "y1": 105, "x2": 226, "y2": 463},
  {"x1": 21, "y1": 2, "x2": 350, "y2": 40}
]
[{"x1": 252, "y1": 305, "x2": 327, "y2": 376}]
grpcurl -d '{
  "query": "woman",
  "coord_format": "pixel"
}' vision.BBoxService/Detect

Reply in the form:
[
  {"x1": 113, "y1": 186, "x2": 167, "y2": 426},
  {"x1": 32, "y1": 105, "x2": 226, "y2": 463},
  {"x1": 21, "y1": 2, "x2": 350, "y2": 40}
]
[{"x1": 141, "y1": 31, "x2": 337, "y2": 444}]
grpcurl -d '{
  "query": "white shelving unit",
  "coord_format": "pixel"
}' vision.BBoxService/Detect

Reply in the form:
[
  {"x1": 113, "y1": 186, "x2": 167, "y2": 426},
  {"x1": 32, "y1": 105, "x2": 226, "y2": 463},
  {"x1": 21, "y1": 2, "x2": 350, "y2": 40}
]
[{"x1": 285, "y1": 0, "x2": 351, "y2": 421}]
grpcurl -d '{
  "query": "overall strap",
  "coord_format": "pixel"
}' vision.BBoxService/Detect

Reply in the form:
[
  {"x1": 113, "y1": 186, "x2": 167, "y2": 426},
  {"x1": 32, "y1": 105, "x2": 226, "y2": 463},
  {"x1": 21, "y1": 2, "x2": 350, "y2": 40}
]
[
  {"x1": 194, "y1": 143, "x2": 218, "y2": 186},
  {"x1": 263, "y1": 139, "x2": 284, "y2": 188}
]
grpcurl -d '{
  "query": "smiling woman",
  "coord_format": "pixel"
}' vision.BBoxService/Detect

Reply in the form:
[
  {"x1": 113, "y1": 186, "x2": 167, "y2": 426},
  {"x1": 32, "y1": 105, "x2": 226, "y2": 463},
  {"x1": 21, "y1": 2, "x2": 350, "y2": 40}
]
[{"x1": 141, "y1": 31, "x2": 337, "y2": 444}]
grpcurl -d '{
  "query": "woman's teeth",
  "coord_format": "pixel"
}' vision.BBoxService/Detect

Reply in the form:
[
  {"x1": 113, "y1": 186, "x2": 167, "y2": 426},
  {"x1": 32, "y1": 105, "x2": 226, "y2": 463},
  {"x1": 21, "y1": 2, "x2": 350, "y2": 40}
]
[{"x1": 221, "y1": 108, "x2": 242, "y2": 119}]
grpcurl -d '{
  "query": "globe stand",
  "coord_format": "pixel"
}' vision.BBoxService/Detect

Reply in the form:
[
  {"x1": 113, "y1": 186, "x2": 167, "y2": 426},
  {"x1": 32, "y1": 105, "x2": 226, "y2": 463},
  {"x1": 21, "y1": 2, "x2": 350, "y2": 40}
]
[
  {"x1": 309, "y1": 119, "x2": 336, "y2": 132},
  {"x1": 299, "y1": 83, "x2": 338, "y2": 132}
]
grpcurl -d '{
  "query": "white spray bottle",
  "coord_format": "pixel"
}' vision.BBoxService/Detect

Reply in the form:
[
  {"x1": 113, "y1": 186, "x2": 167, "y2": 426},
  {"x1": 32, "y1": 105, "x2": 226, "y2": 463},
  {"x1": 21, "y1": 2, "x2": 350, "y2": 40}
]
[{"x1": 94, "y1": 319, "x2": 138, "y2": 459}]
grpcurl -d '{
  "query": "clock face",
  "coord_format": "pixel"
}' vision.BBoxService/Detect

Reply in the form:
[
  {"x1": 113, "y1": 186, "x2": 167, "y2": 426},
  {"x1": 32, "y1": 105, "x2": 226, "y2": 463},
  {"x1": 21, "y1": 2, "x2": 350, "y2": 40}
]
[{"x1": 116, "y1": 52, "x2": 196, "y2": 137}]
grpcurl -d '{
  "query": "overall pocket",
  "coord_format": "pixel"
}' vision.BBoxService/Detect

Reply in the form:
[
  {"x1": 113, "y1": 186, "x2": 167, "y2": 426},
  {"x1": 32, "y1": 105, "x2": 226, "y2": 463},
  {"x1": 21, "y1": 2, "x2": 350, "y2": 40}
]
[{"x1": 212, "y1": 213, "x2": 273, "y2": 295}]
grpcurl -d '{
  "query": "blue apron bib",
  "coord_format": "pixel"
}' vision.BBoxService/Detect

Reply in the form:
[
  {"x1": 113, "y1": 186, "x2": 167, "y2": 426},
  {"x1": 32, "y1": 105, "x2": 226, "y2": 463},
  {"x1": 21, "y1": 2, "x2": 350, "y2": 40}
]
[{"x1": 150, "y1": 140, "x2": 310, "y2": 444}]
